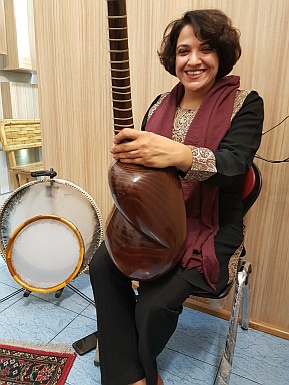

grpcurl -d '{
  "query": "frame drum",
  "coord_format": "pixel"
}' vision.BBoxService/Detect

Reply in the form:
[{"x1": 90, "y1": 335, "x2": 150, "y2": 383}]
[{"x1": 0, "y1": 179, "x2": 103, "y2": 293}]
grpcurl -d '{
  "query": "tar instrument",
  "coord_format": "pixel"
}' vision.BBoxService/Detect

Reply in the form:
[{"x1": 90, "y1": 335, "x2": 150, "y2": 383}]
[
  {"x1": 0, "y1": 173, "x2": 103, "y2": 293},
  {"x1": 105, "y1": 0, "x2": 187, "y2": 280}
]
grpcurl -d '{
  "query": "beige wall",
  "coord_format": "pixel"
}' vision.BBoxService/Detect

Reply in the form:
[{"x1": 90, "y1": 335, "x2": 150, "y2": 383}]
[{"x1": 33, "y1": 0, "x2": 289, "y2": 336}]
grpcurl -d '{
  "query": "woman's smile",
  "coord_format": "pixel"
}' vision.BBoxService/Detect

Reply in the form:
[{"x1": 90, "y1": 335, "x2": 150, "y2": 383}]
[{"x1": 185, "y1": 69, "x2": 206, "y2": 78}]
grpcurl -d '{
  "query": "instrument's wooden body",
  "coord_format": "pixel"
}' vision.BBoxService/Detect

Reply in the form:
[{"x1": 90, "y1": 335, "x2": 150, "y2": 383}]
[
  {"x1": 105, "y1": 0, "x2": 187, "y2": 280},
  {"x1": 106, "y1": 162, "x2": 187, "y2": 280}
]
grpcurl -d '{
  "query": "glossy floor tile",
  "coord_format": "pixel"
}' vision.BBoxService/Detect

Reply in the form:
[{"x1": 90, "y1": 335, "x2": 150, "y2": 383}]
[{"x1": 0, "y1": 256, "x2": 289, "y2": 385}]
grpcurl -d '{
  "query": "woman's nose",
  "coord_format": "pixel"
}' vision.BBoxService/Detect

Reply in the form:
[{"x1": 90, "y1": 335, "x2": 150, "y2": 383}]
[{"x1": 187, "y1": 51, "x2": 201, "y2": 65}]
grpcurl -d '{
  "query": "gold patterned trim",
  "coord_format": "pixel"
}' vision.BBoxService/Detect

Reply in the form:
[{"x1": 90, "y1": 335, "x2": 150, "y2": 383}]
[
  {"x1": 147, "y1": 93, "x2": 169, "y2": 121},
  {"x1": 232, "y1": 89, "x2": 251, "y2": 119},
  {"x1": 172, "y1": 107, "x2": 198, "y2": 142},
  {"x1": 227, "y1": 241, "x2": 244, "y2": 283},
  {"x1": 185, "y1": 146, "x2": 217, "y2": 181}
]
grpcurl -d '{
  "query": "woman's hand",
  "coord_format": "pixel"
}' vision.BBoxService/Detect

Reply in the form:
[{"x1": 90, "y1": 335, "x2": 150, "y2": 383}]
[{"x1": 111, "y1": 128, "x2": 192, "y2": 172}]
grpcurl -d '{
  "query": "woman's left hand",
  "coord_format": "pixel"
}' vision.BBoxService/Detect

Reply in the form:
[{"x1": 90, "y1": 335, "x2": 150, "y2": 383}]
[{"x1": 111, "y1": 128, "x2": 192, "y2": 172}]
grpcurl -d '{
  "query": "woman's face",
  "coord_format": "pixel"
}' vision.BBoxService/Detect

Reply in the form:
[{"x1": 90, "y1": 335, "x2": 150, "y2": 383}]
[{"x1": 175, "y1": 24, "x2": 219, "y2": 98}]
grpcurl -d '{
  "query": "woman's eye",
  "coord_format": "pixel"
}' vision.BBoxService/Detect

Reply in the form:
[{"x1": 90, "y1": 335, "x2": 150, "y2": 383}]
[
  {"x1": 177, "y1": 49, "x2": 188, "y2": 55},
  {"x1": 202, "y1": 46, "x2": 213, "y2": 52}
]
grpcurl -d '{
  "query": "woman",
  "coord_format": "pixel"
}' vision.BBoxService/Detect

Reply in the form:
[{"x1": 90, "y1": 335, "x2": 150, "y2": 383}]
[{"x1": 89, "y1": 9, "x2": 264, "y2": 385}]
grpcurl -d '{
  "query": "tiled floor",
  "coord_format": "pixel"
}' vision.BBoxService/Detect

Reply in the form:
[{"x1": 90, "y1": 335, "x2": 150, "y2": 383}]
[{"x1": 1, "y1": 255, "x2": 289, "y2": 385}]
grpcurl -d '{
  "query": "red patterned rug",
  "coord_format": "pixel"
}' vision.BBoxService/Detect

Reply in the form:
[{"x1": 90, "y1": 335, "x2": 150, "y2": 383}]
[{"x1": 0, "y1": 341, "x2": 76, "y2": 385}]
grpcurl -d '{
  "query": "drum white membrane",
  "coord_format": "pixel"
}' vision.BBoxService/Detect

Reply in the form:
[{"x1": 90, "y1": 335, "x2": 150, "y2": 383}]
[
  {"x1": 6, "y1": 215, "x2": 84, "y2": 292},
  {"x1": 0, "y1": 179, "x2": 103, "y2": 293}
]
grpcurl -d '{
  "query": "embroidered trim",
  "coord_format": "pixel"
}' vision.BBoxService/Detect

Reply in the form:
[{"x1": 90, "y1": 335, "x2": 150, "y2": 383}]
[
  {"x1": 185, "y1": 146, "x2": 217, "y2": 181},
  {"x1": 232, "y1": 90, "x2": 251, "y2": 119},
  {"x1": 147, "y1": 93, "x2": 169, "y2": 121},
  {"x1": 227, "y1": 241, "x2": 244, "y2": 283},
  {"x1": 172, "y1": 107, "x2": 198, "y2": 142}
]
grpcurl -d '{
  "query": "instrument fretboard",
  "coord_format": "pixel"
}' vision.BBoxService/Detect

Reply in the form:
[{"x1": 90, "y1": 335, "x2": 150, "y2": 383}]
[{"x1": 107, "y1": 0, "x2": 134, "y2": 135}]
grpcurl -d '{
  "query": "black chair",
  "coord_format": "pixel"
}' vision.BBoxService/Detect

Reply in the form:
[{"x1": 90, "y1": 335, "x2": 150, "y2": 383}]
[{"x1": 73, "y1": 162, "x2": 262, "y2": 385}]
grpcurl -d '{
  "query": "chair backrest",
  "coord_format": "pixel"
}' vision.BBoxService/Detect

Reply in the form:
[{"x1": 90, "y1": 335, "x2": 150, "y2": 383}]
[{"x1": 242, "y1": 162, "x2": 262, "y2": 216}]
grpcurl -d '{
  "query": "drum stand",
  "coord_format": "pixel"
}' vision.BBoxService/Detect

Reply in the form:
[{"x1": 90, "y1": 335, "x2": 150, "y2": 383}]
[
  {"x1": 0, "y1": 288, "x2": 25, "y2": 303},
  {"x1": 0, "y1": 283, "x2": 94, "y2": 306}
]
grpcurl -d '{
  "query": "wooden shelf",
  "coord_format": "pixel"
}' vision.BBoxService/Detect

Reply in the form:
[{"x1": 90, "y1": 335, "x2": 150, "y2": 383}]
[{"x1": 2, "y1": 0, "x2": 36, "y2": 73}]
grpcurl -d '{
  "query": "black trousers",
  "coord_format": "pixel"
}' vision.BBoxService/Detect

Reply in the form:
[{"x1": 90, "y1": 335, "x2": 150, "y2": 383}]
[{"x1": 89, "y1": 242, "x2": 195, "y2": 385}]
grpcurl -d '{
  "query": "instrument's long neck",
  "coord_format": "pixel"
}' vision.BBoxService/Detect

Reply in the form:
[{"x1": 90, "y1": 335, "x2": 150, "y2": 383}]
[
  {"x1": 105, "y1": 2, "x2": 187, "y2": 282},
  {"x1": 107, "y1": 0, "x2": 134, "y2": 135}
]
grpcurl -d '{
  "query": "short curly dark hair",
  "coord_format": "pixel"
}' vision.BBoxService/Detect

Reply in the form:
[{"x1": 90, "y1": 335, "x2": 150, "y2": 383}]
[{"x1": 158, "y1": 9, "x2": 241, "y2": 79}]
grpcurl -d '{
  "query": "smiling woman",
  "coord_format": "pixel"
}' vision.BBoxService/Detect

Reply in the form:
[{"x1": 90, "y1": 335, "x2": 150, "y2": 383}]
[
  {"x1": 158, "y1": 9, "x2": 241, "y2": 80},
  {"x1": 89, "y1": 7, "x2": 264, "y2": 385},
  {"x1": 174, "y1": 24, "x2": 219, "y2": 109}
]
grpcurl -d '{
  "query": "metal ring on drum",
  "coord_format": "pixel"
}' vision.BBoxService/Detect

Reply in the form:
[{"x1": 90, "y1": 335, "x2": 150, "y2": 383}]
[
  {"x1": 0, "y1": 178, "x2": 103, "y2": 293},
  {"x1": 6, "y1": 215, "x2": 85, "y2": 293}
]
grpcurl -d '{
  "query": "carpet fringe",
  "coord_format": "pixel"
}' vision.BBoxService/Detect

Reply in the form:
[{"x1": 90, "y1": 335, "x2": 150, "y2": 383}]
[{"x1": 0, "y1": 339, "x2": 75, "y2": 354}]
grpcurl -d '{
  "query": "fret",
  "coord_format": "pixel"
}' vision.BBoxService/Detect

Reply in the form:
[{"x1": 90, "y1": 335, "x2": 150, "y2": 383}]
[
  {"x1": 111, "y1": 90, "x2": 131, "y2": 95},
  {"x1": 111, "y1": 85, "x2": 131, "y2": 90},
  {"x1": 108, "y1": 27, "x2": 128, "y2": 30},
  {"x1": 112, "y1": 106, "x2": 133, "y2": 112},
  {"x1": 113, "y1": 118, "x2": 134, "y2": 120},
  {"x1": 110, "y1": 59, "x2": 129, "y2": 64},
  {"x1": 112, "y1": 99, "x2": 132, "y2": 103},
  {"x1": 110, "y1": 75, "x2": 130, "y2": 81},
  {"x1": 113, "y1": 124, "x2": 134, "y2": 129},
  {"x1": 110, "y1": 69, "x2": 130, "y2": 73},
  {"x1": 109, "y1": 49, "x2": 129, "y2": 53},
  {"x1": 107, "y1": 15, "x2": 127, "y2": 19}
]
